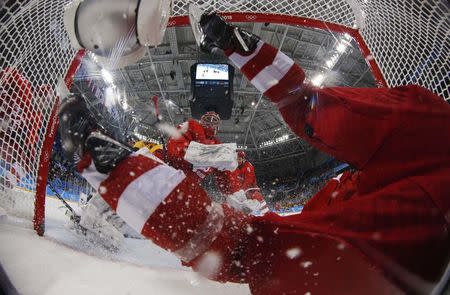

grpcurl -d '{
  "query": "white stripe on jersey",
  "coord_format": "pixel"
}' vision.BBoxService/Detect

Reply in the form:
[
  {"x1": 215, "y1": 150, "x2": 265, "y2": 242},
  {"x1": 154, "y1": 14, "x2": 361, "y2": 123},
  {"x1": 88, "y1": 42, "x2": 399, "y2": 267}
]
[
  {"x1": 250, "y1": 50, "x2": 294, "y2": 93},
  {"x1": 81, "y1": 161, "x2": 110, "y2": 190},
  {"x1": 116, "y1": 165, "x2": 185, "y2": 233},
  {"x1": 228, "y1": 41, "x2": 264, "y2": 69}
]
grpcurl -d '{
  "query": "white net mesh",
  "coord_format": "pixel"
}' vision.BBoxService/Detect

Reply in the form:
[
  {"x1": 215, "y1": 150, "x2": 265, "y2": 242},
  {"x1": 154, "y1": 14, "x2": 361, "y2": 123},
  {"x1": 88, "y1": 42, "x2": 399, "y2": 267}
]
[
  {"x1": 0, "y1": 0, "x2": 77, "y2": 223},
  {"x1": 359, "y1": 1, "x2": 449, "y2": 98},
  {"x1": 0, "y1": 0, "x2": 448, "y2": 229},
  {"x1": 171, "y1": 0, "x2": 449, "y2": 99},
  {"x1": 173, "y1": 0, "x2": 357, "y2": 27}
]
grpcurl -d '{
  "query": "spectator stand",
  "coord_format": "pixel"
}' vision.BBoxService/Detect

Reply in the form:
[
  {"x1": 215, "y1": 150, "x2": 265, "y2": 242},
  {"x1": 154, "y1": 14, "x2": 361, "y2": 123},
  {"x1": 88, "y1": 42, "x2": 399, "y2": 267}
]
[{"x1": 265, "y1": 159, "x2": 352, "y2": 215}]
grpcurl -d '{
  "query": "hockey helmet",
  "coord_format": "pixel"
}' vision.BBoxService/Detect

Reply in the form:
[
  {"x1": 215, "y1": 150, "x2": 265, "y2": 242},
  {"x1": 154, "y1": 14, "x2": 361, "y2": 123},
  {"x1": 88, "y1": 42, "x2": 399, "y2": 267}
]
[
  {"x1": 200, "y1": 111, "x2": 221, "y2": 137},
  {"x1": 237, "y1": 151, "x2": 246, "y2": 159},
  {"x1": 64, "y1": 0, "x2": 170, "y2": 69}
]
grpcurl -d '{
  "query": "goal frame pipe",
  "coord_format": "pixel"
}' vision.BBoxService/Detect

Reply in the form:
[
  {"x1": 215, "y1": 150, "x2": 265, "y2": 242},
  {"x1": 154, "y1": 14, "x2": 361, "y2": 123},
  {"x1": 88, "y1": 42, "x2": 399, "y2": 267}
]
[
  {"x1": 34, "y1": 13, "x2": 387, "y2": 235},
  {"x1": 169, "y1": 12, "x2": 388, "y2": 87},
  {"x1": 34, "y1": 50, "x2": 86, "y2": 236}
]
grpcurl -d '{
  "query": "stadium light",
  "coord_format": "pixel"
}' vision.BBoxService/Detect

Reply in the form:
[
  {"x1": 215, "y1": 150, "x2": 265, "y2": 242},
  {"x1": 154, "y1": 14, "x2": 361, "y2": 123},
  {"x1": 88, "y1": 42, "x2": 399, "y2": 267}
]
[
  {"x1": 259, "y1": 134, "x2": 290, "y2": 147},
  {"x1": 101, "y1": 69, "x2": 114, "y2": 84},
  {"x1": 325, "y1": 59, "x2": 334, "y2": 68},
  {"x1": 336, "y1": 41, "x2": 348, "y2": 53},
  {"x1": 104, "y1": 87, "x2": 117, "y2": 109},
  {"x1": 311, "y1": 74, "x2": 325, "y2": 86},
  {"x1": 121, "y1": 95, "x2": 129, "y2": 110}
]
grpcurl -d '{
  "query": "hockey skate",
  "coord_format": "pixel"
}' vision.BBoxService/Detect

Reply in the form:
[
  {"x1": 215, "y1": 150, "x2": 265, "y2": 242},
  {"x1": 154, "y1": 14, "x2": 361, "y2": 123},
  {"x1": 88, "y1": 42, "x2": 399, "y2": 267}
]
[
  {"x1": 79, "y1": 193, "x2": 142, "y2": 241},
  {"x1": 188, "y1": 4, "x2": 259, "y2": 55},
  {"x1": 77, "y1": 193, "x2": 125, "y2": 250}
]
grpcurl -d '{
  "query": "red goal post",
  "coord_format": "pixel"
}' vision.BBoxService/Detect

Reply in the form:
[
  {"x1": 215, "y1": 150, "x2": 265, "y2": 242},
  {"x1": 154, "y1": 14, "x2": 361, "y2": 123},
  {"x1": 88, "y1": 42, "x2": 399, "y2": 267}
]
[{"x1": 33, "y1": 50, "x2": 86, "y2": 236}]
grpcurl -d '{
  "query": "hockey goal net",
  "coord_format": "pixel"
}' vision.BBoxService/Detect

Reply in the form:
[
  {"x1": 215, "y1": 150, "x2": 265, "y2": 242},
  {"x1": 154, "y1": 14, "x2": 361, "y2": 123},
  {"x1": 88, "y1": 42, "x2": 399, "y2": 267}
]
[{"x1": 0, "y1": 0, "x2": 449, "y2": 235}]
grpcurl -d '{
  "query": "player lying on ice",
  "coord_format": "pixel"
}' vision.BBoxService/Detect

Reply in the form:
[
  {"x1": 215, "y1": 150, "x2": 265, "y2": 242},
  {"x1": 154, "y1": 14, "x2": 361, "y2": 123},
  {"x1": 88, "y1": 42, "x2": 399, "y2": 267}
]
[{"x1": 59, "y1": 13, "x2": 450, "y2": 295}]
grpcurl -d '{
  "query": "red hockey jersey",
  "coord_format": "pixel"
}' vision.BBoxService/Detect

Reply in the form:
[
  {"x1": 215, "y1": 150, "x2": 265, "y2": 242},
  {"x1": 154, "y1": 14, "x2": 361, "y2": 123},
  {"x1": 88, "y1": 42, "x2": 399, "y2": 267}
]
[
  {"x1": 235, "y1": 161, "x2": 265, "y2": 203},
  {"x1": 166, "y1": 119, "x2": 240, "y2": 194},
  {"x1": 236, "y1": 161, "x2": 258, "y2": 191}
]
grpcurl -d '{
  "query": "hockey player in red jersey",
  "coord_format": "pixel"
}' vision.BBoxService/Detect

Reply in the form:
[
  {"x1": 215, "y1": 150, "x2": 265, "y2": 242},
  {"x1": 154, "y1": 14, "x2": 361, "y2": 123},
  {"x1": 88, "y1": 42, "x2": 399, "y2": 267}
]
[
  {"x1": 234, "y1": 151, "x2": 269, "y2": 214},
  {"x1": 59, "y1": 13, "x2": 450, "y2": 295},
  {"x1": 166, "y1": 111, "x2": 220, "y2": 173},
  {"x1": 166, "y1": 111, "x2": 240, "y2": 195}
]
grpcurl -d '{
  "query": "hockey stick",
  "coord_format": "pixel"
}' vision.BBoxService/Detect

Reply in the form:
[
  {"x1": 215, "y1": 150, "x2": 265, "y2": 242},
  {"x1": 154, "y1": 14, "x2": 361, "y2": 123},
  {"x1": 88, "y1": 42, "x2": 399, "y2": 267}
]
[
  {"x1": 47, "y1": 182, "x2": 76, "y2": 216},
  {"x1": 47, "y1": 181, "x2": 81, "y2": 222},
  {"x1": 46, "y1": 159, "x2": 85, "y2": 227},
  {"x1": 47, "y1": 181, "x2": 90, "y2": 237}
]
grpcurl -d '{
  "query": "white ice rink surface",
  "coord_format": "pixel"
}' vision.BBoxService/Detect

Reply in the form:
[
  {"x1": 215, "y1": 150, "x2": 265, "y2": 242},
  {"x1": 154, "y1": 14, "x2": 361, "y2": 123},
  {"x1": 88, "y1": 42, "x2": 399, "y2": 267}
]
[{"x1": 0, "y1": 197, "x2": 250, "y2": 295}]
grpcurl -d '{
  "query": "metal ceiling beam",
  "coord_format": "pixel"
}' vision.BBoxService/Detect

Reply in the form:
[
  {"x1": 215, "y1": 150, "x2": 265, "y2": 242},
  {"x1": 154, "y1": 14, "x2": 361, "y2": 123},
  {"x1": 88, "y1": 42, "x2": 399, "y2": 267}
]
[
  {"x1": 146, "y1": 48, "x2": 175, "y2": 125},
  {"x1": 121, "y1": 63, "x2": 373, "y2": 97},
  {"x1": 131, "y1": 53, "x2": 319, "y2": 69},
  {"x1": 311, "y1": 35, "x2": 329, "y2": 61},
  {"x1": 249, "y1": 128, "x2": 260, "y2": 155},
  {"x1": 262, "y1": 27, "x2": 328, "y2": 48},
  {"x1": 290, "y1": 30, "x2": 304, "y2": 57},
  {"x1": 256, "y1": 124, "x2": 290, "y2": 140},
  {"x1": 166, "y1": 27, "x2": 186, "y2": 90},
  {"x1": 352, "y1": 67, "x2": 371, "y2": 87}
]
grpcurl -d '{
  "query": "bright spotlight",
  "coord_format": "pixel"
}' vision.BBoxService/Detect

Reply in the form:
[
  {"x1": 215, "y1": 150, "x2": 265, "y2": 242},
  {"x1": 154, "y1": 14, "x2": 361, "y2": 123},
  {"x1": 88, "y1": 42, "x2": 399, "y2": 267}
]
[
  {"x1": 311, "y1": 74, "x2": 325, "y2": 87},
  {"x1": 104, "y1": 87, "x2": 117, "y2": 109},
  {"x1": 326, "y1": 59, "x2": 334, "y2": 68},
  {"x1": 101, "y1": 69, "x2": 114, "y2": 84},
  {"x1": 336, "y1": 42, "x2": 348, "y2": 53}
]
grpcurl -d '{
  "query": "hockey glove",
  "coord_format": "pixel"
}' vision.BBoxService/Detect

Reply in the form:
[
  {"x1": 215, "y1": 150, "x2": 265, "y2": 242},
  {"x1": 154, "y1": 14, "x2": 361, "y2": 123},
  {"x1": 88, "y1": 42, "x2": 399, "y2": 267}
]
[{"x1": 199, "y1": 12, "x2": 259, "y2": 55}]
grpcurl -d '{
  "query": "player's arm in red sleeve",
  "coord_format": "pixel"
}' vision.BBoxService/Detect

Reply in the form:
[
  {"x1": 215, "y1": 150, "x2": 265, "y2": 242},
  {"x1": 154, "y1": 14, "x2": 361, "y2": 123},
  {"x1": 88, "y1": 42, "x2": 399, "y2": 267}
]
[
  {"x1": 240, "y1": 162, "x2": 256, "y2": 190},
  {"x1": 76, "y1": 152, "x2": 254, "y2": 282},
  {"x1": 226, "y1": 41, "x2": 450, "y2": 171},
  {"x1": 166, "y1": 120, "x2": 206, "y2": 169},
  {"x1": 214, "y1": 169, "x2": 241, "y2": 195}
]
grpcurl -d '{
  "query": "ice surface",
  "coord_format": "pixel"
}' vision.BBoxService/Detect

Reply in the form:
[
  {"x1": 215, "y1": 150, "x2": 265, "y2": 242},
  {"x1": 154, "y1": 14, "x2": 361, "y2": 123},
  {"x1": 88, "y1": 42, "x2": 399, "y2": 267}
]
[{"x1": 0, "y1": 196, "x2": 250, "y2": 295}]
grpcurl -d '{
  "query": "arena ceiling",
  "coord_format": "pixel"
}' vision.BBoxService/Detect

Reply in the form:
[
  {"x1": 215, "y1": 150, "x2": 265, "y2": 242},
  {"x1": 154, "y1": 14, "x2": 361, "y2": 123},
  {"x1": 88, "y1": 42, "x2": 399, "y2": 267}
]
[{"x1": 73, "y1": 21, "x2": 377, "y2": 179}]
